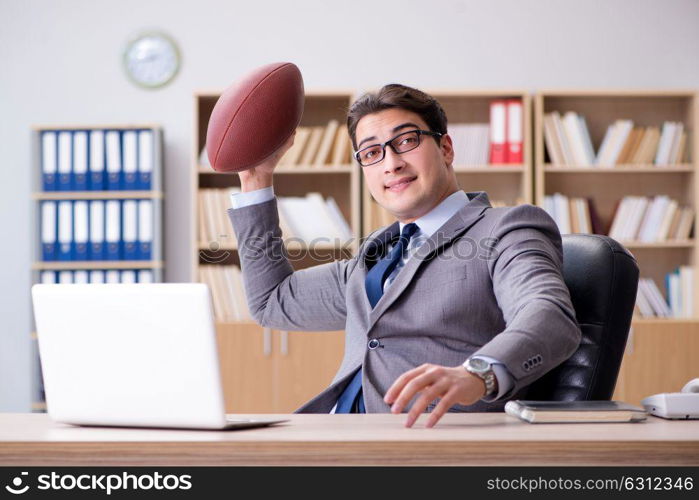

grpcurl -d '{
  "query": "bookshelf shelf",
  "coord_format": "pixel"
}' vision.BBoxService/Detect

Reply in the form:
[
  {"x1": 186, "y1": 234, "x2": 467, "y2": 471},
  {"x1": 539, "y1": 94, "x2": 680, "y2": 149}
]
[
  {"x1": 198, "y1": 165, "x2": 355, "y2": 174},
  {"x1": 198, "y1": 241, "x2": 353, "y2": 252},
  {"x1": 544, "y1": 165, "x2": 693, "y2": 173},
  {"x1": 452, "y1": 165, "x2": 525, "y2": 173},
  {"x1": 631, "y1": 317, "x2": 699, "y2": 325},
  {"x1": 32, "y1": 191, "x2": 164, "y2": 200},
  {"x1": 32, "y1": 261, "x2": 164, "y2": 271},
  {"x1": 622, "y1": 241, "x2": 694, "y2": 249}
]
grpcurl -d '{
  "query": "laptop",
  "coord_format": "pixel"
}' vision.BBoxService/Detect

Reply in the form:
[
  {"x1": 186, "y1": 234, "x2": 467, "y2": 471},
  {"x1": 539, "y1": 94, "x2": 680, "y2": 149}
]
[{"x1": 31, "y1": 283, "x2": 288, "y2": 430}]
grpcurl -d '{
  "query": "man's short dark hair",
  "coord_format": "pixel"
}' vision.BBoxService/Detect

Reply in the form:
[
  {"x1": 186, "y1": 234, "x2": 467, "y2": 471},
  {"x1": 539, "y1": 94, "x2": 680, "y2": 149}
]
[{"x1": 346, "y1": 84, "x2": 448, "y2": 151}]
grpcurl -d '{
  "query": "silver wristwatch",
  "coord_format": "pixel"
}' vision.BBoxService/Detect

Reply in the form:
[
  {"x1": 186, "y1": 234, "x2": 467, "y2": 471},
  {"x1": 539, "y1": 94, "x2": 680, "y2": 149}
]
[{"x1": 463, "y1": 357, "x2": 498, "y2": 397}]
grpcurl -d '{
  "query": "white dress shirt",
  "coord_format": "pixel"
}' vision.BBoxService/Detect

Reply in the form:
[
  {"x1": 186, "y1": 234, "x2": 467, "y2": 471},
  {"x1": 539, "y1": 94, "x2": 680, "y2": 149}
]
[{"x1": 230, "y1": 187, "x2": 514, "y2": 407}]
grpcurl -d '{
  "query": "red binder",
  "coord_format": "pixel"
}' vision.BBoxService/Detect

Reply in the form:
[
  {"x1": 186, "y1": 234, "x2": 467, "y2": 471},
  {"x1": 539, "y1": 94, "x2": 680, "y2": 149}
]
[
  {"x1": 489, "y1": 100, "x2": 507, "y2": 164},
  {"x1": 506, "y1": 99, "x2": 523, "y2": 164}
]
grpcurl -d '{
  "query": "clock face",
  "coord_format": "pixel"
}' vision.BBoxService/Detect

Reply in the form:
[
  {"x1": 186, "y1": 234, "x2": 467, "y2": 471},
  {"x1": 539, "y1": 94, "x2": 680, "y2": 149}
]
[{"x1": 124, "y1": 33, "x2": 180, "y2": 88}]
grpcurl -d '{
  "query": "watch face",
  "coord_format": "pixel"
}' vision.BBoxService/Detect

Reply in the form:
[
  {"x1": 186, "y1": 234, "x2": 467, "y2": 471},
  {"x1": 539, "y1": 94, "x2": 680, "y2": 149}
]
[
  {"x1": 468, "y1": 357, "x2": 489, "y2": 372},
  {"x1": 124, "y1": 33, "x2": 180, "y2": 88}
]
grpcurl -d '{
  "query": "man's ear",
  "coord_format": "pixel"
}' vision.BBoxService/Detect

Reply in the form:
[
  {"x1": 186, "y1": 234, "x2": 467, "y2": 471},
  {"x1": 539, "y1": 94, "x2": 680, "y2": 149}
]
[{"x1": 441, "y1": 133, "x2": 455, "y2": 167}]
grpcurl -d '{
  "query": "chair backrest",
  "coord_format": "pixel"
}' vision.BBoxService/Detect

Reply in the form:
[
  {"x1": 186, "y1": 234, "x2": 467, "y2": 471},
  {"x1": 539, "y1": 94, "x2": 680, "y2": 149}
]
[{"x1": 525, "y1": 234, "x2": 639, "y2": 401}]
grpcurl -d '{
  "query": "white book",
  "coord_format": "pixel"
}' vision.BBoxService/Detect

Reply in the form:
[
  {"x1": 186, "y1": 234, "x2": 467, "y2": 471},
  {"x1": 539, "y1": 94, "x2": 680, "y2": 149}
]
[
  {"x1": 577, "y1": 115, "x2": 596, "y2": 165},
  {"x1": 122, "y1": 130, "x2": 138, "y2": 184},
  {"x1": 105, "y1": 130, "x2": 122, "y2": 178},
  {"x1": 57, "y1": 131, "x2": 72, "y2": 183},
  {"x1": 640, "y1": 196, "x2": 670, "y2": 243},
  {"x1": 41, "y1": 131, "x2": 57, "y2": 180},
  {"x1": 105, "y1": 270, "x2": 120, "y2": 284},
  {"x1": 58, "y1": 270, "x2": 73, "y2": 284},
  {"x1": 608, "y1": 197, "x2": 632, "y2": 240},
  {"x1": 624, "y1": 197, "x2": 649, "y2": 241},
  {"x1": 40, "y1": 271, "x2": 56, "y2": 284},
  {"x1": 120, "y1": 270, "x2": 137, "y2": 284},
  {"x1": 89, "y1": 270, "x2": 105, "y2": 284},
  {"x1": 122, "y1": 200, "x2": 138, "y2": 252},
  {"x1": 667, "y1": 122, "x2": 684, "y2": 165},
  {"x1": 635, "y1": 280, "x2": 654, "y2": 317},
  {"x1": 74, "y1": 270, "x2": 89, "y2": 284},
  {"x1": 73, "y1": 200, "x2": 89, "y2": 256},
  {"x1": 606, "y1": 120, "x2": 634, "y2": 166},
  {"x1": 137, "y1": 270, "x2": 154, "y2": 283},
  {"x1": 680, "y1": 266, "x2": 693, "y2": 318},
  {"x1": 305, "y1": 192, "x2": 344, "y2": 243},
  {"x1": 656, "y1": 200, "x2": 678, "y2": 241},
  {"x1": 554, "y1": 193, "x2": 571, "y2": 234},
  {"x1": 41, "y1": 201, "x2": 57, "y2": 249},
  {"x1": 105, "y1": 200, "x2": 121, "y2": 250},
  {"x1": 645, "y1": 278, "x2": 672, "y2": 317},
  {"x1": 594, "y1": 124, "x2": 615, "y2": 166},
  {"x1": 221, "y1": 266, "x2": 241, "y2": 321},
  {"x1": 668, "y1": 271, "x2": 681, "y2": 317},
  {"x1": 89, "y1": 130, "x2": 104, "y2": 176},
  {"x1": 551, "y1": 112, "x2": 574, "y2": 166},
  {"x1": 89, "y1": 200, "x2": 105, "y2": 251},
  {"x1": 57, "y1": 201, "x2": 73, "y2": 257},
  {"x1": 654, "y1": 122, "x2": 675, "y2": 165},
  {"x1": 562, "y1": 112, "x2": 587, "y2": 165},
  {"x1": 278, "y1": 197, "x2": 312, "y2": 242},
  {"x1": 72, "y1": 131, "x2": 88, "y2": 185},
  {"x1": 138, "y1": 200, "x2": 154, "y2": 255},
  {"x1": 138, "y1": 130, "x2": 154, "y2": 178},
  {"x1": 325, "y1": 196, "x2": 353, "y2": 241}
]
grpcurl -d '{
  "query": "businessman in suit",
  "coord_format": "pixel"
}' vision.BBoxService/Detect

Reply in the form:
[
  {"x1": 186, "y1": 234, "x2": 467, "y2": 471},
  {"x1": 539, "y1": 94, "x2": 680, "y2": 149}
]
[{"x1": 226, "y1": 84, "x2": 581, "y2": 428}]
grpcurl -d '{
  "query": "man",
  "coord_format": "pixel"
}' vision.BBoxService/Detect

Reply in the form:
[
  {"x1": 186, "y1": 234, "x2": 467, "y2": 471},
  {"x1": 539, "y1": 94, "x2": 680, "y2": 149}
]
[{"x1": 227, "y1": 84, "x2": 581, "y2": 428}]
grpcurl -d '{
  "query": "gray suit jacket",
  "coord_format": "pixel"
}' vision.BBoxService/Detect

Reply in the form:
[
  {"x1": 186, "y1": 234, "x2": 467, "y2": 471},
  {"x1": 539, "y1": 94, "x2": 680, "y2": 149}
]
[{"x1": 227, "y1": 191, "x2": 581, "y2": 413}]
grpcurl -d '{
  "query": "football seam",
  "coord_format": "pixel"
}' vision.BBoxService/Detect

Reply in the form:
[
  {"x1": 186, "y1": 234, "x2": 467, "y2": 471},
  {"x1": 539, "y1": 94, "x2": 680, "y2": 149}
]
[{"x1": 212, "y1": 62, "x2": 294, "y2": 168}]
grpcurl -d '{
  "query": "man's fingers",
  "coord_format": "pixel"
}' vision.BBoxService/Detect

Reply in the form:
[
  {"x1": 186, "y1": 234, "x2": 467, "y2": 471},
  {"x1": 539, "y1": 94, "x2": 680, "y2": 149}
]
[
  {"x1": 425, "y1": 387, "x2": 461, "y2": 428},
  {"x1": 384, "y1": 364, "x2": 430, "y2": 404},
  {"x1": 390, "y1": 368, "x2": 443, "y2": 414},
  {"x1": 405, "y1": 379, "x2": 450, "y2": 428}
]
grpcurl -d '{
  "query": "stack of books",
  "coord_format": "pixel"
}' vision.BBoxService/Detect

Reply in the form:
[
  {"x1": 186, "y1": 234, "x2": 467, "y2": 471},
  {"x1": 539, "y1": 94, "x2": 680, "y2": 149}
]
[
  {"x1": 199, "y1": 119, "x2": 353, "y2": 168},
  {"x1": 39, "y1": 269, "x2": 154, "y2": 284},
  {"x1": 41, "y1": 128, "x2": 155, "y2": 191},
  {"x1": 543, "y1": 194, "x2": 603, "y2": 235},
  {"x1": 198, "y1": 264, "x2": 251, "y2": 322},
  {"x1": 198, "y1": 188, "x2": 352, "y2": 247},
  {"x1": 608, "y1": 195, "x2": 694, "y2": 243},
  {"x1": 543, "y1": 112, "x2": 688, "y2": 166},
  {"x1": 448, "y1": 123, "x2": 490, "y2": 166},
  {"x1": 635, "y1": 268, "x2": 694, "y2": 318}
]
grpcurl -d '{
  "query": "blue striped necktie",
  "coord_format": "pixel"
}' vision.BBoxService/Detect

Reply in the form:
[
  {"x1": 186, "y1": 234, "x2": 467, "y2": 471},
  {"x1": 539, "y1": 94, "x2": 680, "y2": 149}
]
[{"x1": 335, "y1": 222, "x2": 419, "y2": 414}]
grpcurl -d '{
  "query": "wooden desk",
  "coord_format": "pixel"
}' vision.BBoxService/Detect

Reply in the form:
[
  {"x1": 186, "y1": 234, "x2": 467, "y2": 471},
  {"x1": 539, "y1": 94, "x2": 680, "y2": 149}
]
[{"x1": 1, "y1": 413, "x2": 697, "y2": 466}]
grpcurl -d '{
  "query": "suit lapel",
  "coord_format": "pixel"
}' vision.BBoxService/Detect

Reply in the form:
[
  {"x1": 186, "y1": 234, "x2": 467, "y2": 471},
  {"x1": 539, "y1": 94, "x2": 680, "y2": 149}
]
[{"x1": 365, "y1": 191, "x2": 492, "y2": 331}]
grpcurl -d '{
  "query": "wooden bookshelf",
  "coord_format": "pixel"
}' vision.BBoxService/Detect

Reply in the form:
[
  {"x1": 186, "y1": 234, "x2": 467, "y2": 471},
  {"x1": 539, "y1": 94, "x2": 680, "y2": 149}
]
[
  {"x1": 535, "y1": 90, "x2": 699, "y2": 402},
  {"x1": 535, "y1": 90, "x2": 698, "y2": 315},
  {"x1": 192, "y1": 90, "x2": 358, "y2": 412},
  {"x1": 361, "y1": 90, "x2": 533, "y2": 234}
]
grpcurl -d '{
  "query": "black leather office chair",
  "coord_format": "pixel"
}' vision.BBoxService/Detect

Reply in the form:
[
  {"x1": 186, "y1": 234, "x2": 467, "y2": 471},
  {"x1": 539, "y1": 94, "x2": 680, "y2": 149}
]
[{"x1": 525, "y1": 234, "x2": 639, "y2": 401}]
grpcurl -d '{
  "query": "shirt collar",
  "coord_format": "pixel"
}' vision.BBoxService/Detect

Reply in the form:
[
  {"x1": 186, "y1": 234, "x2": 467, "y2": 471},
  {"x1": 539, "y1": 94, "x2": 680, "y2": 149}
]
[{"x1": 398, "y1": 190, "x2": 468, "y2": 239}]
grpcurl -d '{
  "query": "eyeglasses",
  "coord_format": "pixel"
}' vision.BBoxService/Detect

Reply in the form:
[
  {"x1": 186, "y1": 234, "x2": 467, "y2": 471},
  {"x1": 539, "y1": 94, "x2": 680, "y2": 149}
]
[{"x1": 354, "y1": 129, "x2": 443, "y2": 167}]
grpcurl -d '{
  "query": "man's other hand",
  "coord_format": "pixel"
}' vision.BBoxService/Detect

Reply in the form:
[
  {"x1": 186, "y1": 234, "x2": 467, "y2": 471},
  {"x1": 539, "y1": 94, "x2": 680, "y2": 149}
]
[{"x1": 383, "y1": 363, "x2": 486, "y2": 428}]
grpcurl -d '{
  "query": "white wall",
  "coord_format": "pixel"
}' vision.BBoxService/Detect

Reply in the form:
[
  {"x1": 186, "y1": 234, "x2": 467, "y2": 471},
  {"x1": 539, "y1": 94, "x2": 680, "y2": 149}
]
[{"x1": 1, "y1": 0, "x2": 698, "y2": 410}]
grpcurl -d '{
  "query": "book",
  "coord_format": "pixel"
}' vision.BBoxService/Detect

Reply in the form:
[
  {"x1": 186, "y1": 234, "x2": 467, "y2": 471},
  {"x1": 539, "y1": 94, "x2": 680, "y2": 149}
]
[{"x1": 505, "y1": 400, "x2": 647, "y2": 423}]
